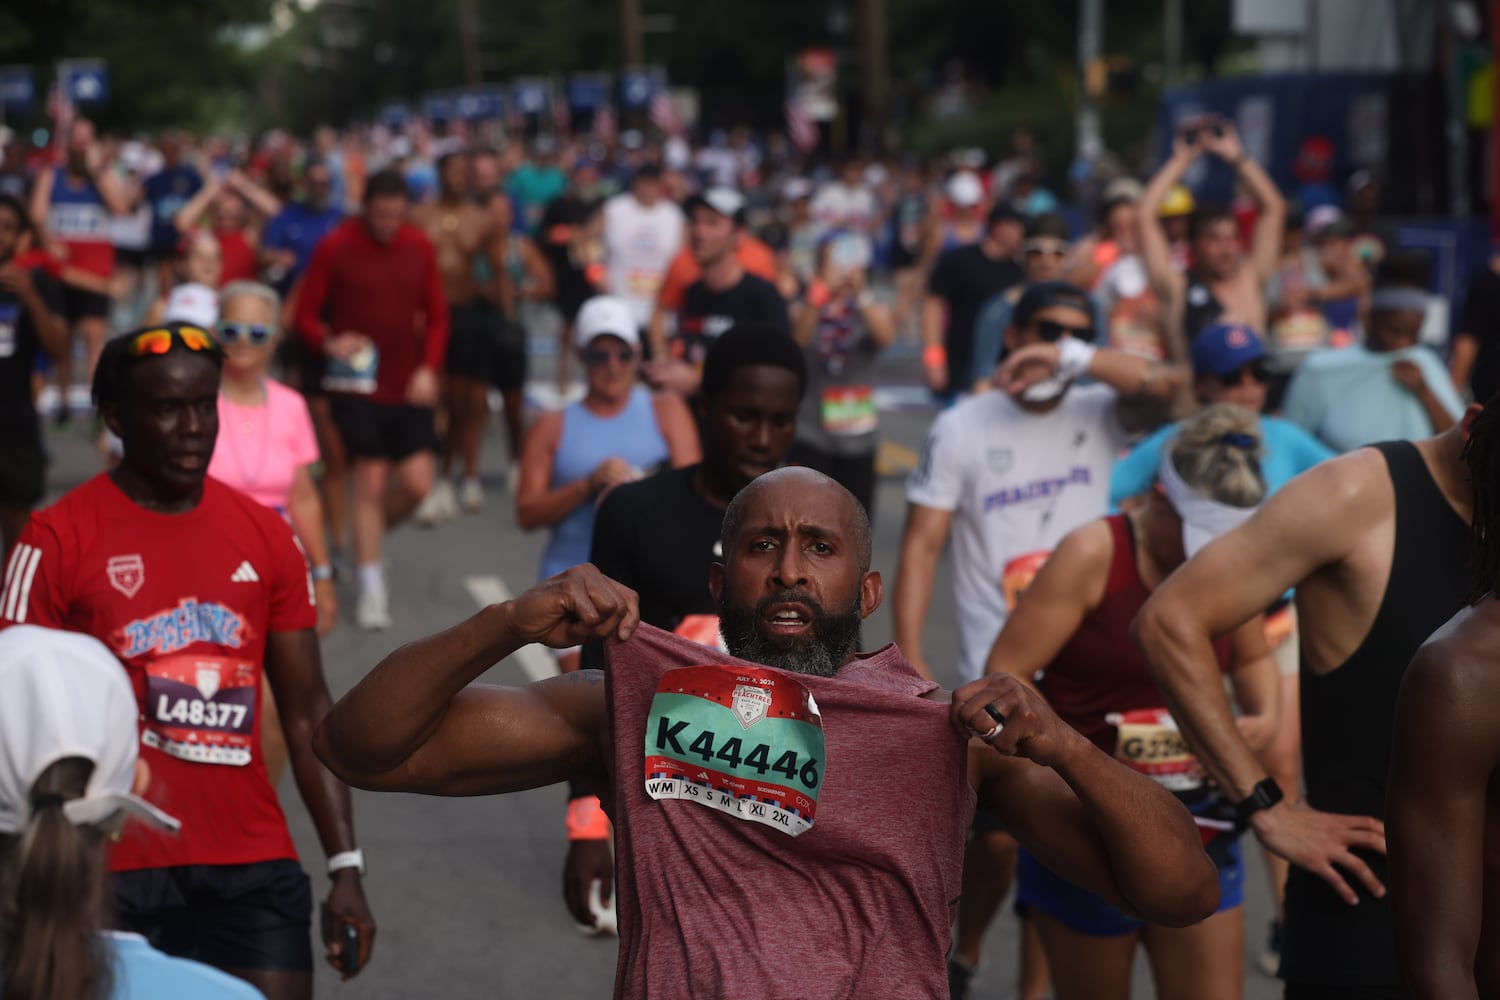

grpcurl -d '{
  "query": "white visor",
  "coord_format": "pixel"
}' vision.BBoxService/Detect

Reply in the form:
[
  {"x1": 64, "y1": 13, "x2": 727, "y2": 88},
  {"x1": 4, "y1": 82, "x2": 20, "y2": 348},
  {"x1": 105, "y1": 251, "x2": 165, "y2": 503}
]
[{"x1": 1158, "y1": 451, "x2": 1259, "y2": 558}]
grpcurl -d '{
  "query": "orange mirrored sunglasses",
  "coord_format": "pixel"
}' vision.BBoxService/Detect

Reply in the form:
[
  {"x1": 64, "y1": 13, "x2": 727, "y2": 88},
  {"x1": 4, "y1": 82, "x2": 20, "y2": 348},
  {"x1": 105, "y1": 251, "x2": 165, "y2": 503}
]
[{"x1": 126, "y1": 325, "x2": 216, "y2": 358}]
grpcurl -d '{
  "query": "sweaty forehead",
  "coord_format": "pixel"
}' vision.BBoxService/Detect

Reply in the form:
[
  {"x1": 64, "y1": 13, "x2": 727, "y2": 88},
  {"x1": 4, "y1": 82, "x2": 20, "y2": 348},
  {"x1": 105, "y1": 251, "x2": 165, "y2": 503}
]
[
  {"x1": 728, "y1": 470, "x2": 860, "y2": 546},
  {"x1": 127, "y1": 352, "x2": 220, "y2": 400}
]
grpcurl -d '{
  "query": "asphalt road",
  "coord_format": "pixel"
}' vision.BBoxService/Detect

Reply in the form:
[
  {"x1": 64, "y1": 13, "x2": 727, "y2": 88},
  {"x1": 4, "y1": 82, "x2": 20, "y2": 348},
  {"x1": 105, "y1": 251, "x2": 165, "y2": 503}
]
[{"x1": 35, "y1": 355, "x2": 1284, "y2": 999}]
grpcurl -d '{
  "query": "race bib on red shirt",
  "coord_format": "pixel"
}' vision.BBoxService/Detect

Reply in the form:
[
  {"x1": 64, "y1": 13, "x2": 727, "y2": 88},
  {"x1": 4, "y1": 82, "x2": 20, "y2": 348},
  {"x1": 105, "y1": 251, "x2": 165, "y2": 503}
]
[
  {"x1": 1106, "y1": 707, "x2": 1202, "y2": 793},
  {"x1": 644, "y1": 665, "x2": 824, "y2": 837},
  {"x1": 142, "y1": 653, "x2": 257, "y2": 766}
]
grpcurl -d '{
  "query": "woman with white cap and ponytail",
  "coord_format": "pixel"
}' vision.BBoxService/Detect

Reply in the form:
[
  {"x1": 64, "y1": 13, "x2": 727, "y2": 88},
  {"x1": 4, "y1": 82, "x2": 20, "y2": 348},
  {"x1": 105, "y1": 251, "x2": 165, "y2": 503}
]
[
  {"x1": 0, "y1": 625, "x2": 261, "y2": 999},
  {"x1": 976, "y1": 404, "x2": 1280, "y2": 1000}
]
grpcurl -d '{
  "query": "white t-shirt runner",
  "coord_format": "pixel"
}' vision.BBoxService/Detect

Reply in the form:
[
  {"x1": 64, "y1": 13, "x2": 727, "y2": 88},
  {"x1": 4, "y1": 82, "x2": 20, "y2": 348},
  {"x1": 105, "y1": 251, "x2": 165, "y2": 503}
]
[
  {"x1": 603, "y1": 193, "x2": 685, "y2": 328},
  {"x1": 907, "y1": 384, "x2": 1128, "y2": 682}
]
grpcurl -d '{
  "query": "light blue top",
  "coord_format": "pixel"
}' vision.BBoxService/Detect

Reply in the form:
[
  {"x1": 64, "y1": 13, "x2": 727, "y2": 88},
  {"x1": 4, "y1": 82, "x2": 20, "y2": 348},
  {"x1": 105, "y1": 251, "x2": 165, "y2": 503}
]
[
  {"x1": 1111, "y1": 415, "x2": 1337, "y2": 507},
  {"x1": 539, "y1": 385, "x2": 670, "y2": 580},
  {"x1": 1282, "y1": 345, "x2": 1466, "y2": 453},
  {"x1": 104, "y1": 931, "x2": 265, "y2": 999}
]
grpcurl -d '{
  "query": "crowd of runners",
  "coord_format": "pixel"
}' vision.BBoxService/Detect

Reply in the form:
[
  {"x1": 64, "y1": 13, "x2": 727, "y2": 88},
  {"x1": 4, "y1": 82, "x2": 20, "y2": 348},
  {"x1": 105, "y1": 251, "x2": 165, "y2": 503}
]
[{"x1": 0, "y1": 104, "x2": 1498, "y2": 1000}]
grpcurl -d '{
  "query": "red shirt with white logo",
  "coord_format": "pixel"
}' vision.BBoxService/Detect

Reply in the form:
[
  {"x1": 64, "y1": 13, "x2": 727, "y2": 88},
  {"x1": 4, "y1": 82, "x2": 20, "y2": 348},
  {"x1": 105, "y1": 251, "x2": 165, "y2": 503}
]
[{"x1": 0, "y1": 474, "x2": 316, "y2": 871}]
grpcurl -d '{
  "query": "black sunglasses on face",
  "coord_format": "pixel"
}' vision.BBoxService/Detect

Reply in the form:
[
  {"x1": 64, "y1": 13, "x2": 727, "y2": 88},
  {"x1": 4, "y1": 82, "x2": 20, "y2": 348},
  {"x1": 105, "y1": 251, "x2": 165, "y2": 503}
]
[
  {"x1": 1212, "y1": 362, "x2": 1270, "y2": 386},
  {"x1": 1034, "y1": 319, "x2": 1095, "y2": 343},
  {"x1": 584, "y1": 345, "x2": 637, "y2": 367}
]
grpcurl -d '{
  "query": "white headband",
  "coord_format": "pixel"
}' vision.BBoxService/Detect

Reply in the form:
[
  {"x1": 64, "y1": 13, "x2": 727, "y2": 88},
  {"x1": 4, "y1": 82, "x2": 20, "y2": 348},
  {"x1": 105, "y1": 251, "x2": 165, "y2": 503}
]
[
  {"x1": 1158, "y1": 449, "x2": 1260, "y2": 558},
  {"x1": 1369, "y1": 287, "x2": 1430, "y2": 313}
]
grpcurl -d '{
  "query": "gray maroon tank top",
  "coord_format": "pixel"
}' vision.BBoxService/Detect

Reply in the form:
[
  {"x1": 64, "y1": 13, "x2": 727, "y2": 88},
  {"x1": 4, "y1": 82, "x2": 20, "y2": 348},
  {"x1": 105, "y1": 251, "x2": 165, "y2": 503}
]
[{"x1": 604, "y1": 623, "x2": 975, "y2": 1000}]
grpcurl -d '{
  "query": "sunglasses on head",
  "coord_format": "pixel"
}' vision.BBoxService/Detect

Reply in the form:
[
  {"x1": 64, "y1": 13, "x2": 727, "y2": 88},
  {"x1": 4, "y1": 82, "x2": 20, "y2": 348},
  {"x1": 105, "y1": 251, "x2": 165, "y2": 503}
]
[
  {"x1": 583, "y1": 344, "x2": 637, "y2": 367},
  {"x1": 126, "y1": 325, "x2": 216, "y2": 358},
  {"x1": 1034, "y1": 319, "x2": 1095, "y2": 343},
  {"x1": 217, "y1": 321, "x2": 274, "y2": 345}
]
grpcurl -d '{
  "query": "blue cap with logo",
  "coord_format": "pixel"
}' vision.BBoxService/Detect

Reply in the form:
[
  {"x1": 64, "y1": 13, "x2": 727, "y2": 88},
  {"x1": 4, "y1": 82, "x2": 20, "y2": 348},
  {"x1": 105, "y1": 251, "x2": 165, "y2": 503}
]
[{"x1": 1191, "y1": 323, "x2": 1267, "y2": 378}]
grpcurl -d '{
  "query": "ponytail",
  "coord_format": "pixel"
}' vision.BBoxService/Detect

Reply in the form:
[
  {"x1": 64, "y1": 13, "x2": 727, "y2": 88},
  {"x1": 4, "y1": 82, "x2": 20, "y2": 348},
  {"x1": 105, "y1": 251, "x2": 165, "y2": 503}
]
[
  {"x1": 0, "y1": 757, "x2": 113, "y2": 1000},
  {"x1": 1168, "y1": 403, "x2": 1267, "y2": 508}
]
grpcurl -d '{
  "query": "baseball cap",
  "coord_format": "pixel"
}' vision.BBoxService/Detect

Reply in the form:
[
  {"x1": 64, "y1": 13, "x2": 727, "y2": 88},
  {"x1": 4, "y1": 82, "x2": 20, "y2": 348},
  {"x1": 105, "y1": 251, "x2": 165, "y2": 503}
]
[
  {"x1": 1306, "y1": 205, "x2": 1355, "y2": 242},
  {"x1": 163, "y1": 282, "x2": 220, "y2": 330},
  {"x1": 946, "y1": 170, "x2": 984, "y2": 208},
  {"x1": 1158, "y1": 184, "x2": 1195, "y2": 218},
  {"x1": 1102, "y1": 177, "x2": 1144, "y2": 204},
  {"x1": 1013, "y1": 281, "x2": 1094, "y2": 332},
  {"x1": 684, "y1": 187, "x2": 746, "y2": 224},
  {"x1": 0, "y1": 626, "x2": 181, "y2": 835},
  {"x1": 573, "y1": 295, "x2": 641, "y2": 350},
  {"x1": 781, "y1": 177, "x2": 813, "y2": 202},
  {"x1": 1191, "y1": 322, "x2": 1267, "y2": 378}
]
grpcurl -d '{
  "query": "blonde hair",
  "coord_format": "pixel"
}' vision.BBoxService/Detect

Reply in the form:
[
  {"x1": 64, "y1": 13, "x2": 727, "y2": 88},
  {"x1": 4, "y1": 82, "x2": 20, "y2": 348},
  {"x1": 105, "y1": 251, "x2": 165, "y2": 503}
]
[{"x1": 1168, "y1": 403, "x2": 1266, "y2": 508}]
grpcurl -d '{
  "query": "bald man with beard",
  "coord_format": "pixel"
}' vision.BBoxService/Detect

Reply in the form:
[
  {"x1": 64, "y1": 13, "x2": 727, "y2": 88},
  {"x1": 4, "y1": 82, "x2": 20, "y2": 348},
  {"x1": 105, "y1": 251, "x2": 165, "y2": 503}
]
[{"x1": 316, "y1": 468, "x2": 1218, "y2": 999}]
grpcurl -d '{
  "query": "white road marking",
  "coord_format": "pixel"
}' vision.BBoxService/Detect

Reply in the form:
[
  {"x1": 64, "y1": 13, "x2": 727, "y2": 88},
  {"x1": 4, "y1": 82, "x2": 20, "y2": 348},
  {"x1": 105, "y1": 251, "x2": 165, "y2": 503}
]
[{"x1": 462, "y1": 574, "x2": 556, "y2": 682}]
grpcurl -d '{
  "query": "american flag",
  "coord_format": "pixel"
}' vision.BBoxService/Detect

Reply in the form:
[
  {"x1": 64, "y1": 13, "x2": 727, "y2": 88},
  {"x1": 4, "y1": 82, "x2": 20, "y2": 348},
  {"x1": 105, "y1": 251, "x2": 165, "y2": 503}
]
[
  {"x1": 649, "y1": 89, "x2": 684, "y2": 138},
  {"x1": 786, "y1": 100, "x2": 818, "y2": 154}
]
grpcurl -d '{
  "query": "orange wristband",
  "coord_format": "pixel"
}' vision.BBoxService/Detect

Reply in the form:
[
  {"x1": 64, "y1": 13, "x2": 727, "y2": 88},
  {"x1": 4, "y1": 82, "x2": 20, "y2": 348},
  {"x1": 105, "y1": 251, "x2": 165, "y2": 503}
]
[
  {"x1": 922, "y1": 344, "x2": 947, "y2": 369},
  {"x1": 566, "y1": 795, "x2": 611, "y2": 840}
]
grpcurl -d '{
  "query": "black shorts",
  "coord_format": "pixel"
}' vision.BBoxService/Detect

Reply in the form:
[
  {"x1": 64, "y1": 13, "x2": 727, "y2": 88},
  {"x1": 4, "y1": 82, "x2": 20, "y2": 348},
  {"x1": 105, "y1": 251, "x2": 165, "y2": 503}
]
[
  {"x1": 329, "y1": 393, "x2": 438, "y2": 461},
  {"x1": 1283, "y1": 985, "x2": 1401, "y2": 1000},
  {"x1": 445, "y1": 300, "x2": 500, "y2": 380},
  {"x1": 116, "y1": 247, "x2": 150, "y2": 270},
  {"x1": 61, "y1": 282, "x2": 111, "y2": 323},
  {"x1": 0, "y1": 440, "x2": 46, "y2": 510},
  {"x1": 277, "y1": 337, "x2": 325, "y2": 398},
  {"x1": 111, "y1": 859, "x2": 313, "y2": 972},
  {"x1": 491, "y1": 316, "x2": 528, "y2": 391}
]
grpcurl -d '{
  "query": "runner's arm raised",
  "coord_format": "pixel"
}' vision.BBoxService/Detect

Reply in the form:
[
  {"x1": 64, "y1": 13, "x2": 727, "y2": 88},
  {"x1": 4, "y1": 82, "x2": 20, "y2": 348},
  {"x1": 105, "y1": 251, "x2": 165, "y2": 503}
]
[
  {"x1": 1137, "y1": 139, "x2": 1193, "y2": 304},
  {"x1": 1389, "y1": 609, "x2": 1500, "y2": 997},
  {"x1": 961, "y1": 675, "x2": 1218, "y2": 926},
  {"x1": 652, "y1": 391, "x2": 703, "y2": 468},
  {"x1": 315, "y1": 565, "x2": 639, "y2": 796},
  {"x1": 981, "y1": 519, "x2": 1114, "y2": 690},
  {"x1": 1135, "y1": 451, "x2": 1390, "y2": 903}
]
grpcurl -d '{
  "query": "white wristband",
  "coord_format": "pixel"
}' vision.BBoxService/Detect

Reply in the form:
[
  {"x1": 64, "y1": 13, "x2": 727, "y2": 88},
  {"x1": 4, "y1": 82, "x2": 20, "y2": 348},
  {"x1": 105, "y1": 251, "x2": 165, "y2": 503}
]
[
  {"x1": 327, "y1": 849, "x2": 366, "y2": 877},
  {"x1": 1055, "y1": 338, "x2": 1098, "y2": 383}
]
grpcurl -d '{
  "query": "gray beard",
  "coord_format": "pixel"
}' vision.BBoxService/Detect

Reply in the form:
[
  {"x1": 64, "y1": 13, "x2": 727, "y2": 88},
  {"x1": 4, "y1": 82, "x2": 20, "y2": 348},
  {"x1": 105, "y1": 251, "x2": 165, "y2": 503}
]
[{"x1": 718, "y1": 590, "x2": 862, "y2": 679}]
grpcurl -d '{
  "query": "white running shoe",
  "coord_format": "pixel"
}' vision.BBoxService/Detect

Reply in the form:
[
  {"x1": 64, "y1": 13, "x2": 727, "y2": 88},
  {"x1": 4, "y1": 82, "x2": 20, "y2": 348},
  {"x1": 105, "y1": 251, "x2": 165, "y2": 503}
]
[
  {"x1": 356, "y1": 589, "x2": 391, "y2": 631},
  {"x1": 460, "y1": 477, "x2": 485, "y2": 513},
  {"x1": 415, "y1": 478, "x2": 456, "y2": 526}
]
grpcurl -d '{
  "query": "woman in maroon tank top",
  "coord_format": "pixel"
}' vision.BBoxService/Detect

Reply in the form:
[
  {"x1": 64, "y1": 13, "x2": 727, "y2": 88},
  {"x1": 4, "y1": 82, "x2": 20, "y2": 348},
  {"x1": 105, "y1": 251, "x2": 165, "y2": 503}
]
[{"x1": 976, "y1": 404, "x2": 1281, "y2": 1000}]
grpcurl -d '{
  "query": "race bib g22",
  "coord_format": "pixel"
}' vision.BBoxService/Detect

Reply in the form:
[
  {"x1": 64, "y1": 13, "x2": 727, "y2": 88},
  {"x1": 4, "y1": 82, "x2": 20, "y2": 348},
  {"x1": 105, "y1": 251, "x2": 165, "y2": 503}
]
[
  {"x1": 644, "y1": 665, "x2": 825, "y2": 837},
  {"x1": 142, "y1": 654, "x2": 258, "y2": 766}
]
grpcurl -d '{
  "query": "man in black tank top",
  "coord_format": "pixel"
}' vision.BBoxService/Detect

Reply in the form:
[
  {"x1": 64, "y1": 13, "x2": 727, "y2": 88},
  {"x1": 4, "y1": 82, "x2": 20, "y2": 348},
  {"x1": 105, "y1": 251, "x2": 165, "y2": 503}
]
[
  {"x1": 1389, "y1": 400, "x2": 1500, "y2": 997},
  {"x1": 1135, "y1": 400, "x2": 1485, "y2": 998}
]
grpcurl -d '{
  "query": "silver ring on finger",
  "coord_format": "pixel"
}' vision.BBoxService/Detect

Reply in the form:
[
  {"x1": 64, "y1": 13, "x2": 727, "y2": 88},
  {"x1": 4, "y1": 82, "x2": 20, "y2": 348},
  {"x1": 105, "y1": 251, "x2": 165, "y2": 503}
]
[{"x1": 978, "y1": 721, "x2": 1003, "y2": 742}]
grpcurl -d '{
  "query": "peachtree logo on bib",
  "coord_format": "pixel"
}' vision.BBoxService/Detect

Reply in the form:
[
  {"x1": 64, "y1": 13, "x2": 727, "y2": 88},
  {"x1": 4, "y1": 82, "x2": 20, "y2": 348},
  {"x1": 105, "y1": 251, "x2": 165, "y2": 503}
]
[
  {"x1": 195, "y1": 664, "x2": 221, "y2": 700},
  {"x1": 732, "y1": 685, "x2": 771, "y2": 728}
]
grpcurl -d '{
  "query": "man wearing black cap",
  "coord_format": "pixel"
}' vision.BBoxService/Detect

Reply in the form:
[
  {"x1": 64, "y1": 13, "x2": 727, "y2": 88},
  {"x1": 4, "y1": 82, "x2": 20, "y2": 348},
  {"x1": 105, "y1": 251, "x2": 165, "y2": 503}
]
[
  {"x1": 923, "y1": 203, "x2": 1025, "y2": 400},
  {"x1": 967, "y1": 213, "x2": 1103, "y2": 391},
  {"x1": 602, "y1": 164, "x2": 684, "y2": 335},
  {"x1": 645, "y1": 188, "x2": 789, "y2": 396}
]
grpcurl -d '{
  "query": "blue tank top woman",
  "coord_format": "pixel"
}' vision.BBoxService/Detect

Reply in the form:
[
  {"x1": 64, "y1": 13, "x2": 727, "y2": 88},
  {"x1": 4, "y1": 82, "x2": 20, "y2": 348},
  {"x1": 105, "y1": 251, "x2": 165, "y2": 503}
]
[{"x1": 538, "y1": 385, "x2": 670, "y2": 580}]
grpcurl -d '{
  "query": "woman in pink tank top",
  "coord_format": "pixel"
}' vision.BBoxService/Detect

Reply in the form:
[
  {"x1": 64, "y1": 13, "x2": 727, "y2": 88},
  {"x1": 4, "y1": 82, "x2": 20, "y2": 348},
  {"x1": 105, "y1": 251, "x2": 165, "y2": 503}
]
[
  {"x1": 207, "y1": 280, "x2": 336, "y2": 784},
  {"x1": 975, "y1": 404, "x2": 1280, "y2": 1000}
]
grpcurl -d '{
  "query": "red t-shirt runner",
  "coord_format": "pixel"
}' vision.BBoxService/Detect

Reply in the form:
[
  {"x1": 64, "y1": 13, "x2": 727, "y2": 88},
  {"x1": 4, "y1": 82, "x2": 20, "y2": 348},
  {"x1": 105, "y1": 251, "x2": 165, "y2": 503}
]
[{"x1": 0, "y1": 474, "x2": 316, "y2": 872}]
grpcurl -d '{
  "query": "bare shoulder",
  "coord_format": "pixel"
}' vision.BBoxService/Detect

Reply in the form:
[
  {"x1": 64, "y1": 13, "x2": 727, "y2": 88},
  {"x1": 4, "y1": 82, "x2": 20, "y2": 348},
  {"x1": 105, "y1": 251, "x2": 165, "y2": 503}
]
[
  {"x1": 1258, "y1": 446, "x2": 1393, "y2": 531},
  {"x1": 1407, "y1": 602, "x2": 1500, "y2": 705},
  {"x1": 1053, "y1": 518, "x2": 1116, "y2": 571}
]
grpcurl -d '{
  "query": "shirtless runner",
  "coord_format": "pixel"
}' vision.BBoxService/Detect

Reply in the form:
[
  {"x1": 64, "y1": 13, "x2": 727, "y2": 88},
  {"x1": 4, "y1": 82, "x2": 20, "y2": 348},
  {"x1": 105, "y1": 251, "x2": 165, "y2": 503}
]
[
  {"x1": 1135, "y1": 402, "x2": 1487, "y2": 997},
  {"x1": 1139, "y1": 116, "x2": 1285, "y2": 346},
  {"x1": 411, "y1": 151, "x2": 504, "y2": 520},
  {"x1": 1389, "y1": 399, "x2": 1500, "y2": 998}
]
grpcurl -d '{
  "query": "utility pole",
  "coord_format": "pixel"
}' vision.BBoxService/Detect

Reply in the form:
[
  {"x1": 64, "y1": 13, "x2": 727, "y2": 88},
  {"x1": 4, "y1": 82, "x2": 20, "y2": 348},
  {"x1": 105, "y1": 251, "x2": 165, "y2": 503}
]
[
  {"x1": 458, "y1": 0, "x2": 481, "y2": 86},
  {"x1": 623, "y1": 0, "x2": 644, "y2": 67},
  {"x1": 1163, "y1": 0, "x2": 1182, "y2": 86},
  {"x1": 855, "y1": 0, "x2": 888, "y2": 151},
  {"x1": 1077, "y1": 0, "x2": 1103, "y2": 162}
]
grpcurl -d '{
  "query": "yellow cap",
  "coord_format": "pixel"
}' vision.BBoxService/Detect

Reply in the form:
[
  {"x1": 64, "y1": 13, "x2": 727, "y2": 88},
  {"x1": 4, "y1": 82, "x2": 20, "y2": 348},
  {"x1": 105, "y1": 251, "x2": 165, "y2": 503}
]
[{"x1": 1158, "y1": 184, "x2": 1195, "y2": 218}]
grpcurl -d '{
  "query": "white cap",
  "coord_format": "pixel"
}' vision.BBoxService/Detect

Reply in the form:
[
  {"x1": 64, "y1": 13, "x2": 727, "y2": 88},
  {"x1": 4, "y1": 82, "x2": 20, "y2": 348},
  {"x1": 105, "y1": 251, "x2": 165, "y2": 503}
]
[
  {"x1": 573, "y1": 295, "x2": 641, "y2": 350},
  {"x1": 946, "y1": 170, "x2": 984, "y2": 208},
  {"x1": 686, "y1": 186, "x2": 746, "y2": 221},
  {"x1": 0, "y1": 626, "x2": 181, "y2": 835},
  {"x1": 782, "y1": 177, "x2": 813, "y2": 202},
  {"x1": 163, "y1": 283, "x2": 219, "y2": 330}
]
